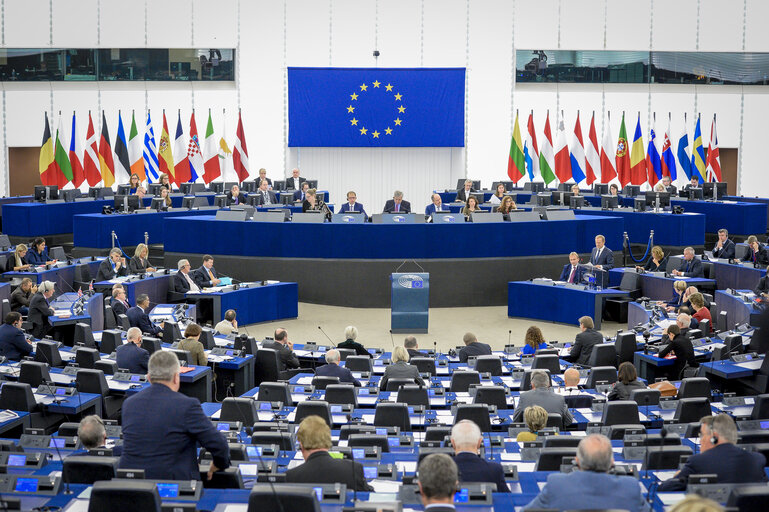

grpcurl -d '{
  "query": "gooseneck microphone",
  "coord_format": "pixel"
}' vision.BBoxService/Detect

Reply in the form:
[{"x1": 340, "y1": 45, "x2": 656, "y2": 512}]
[
  {"x1": 389, "y1": 329, "x2": 395, "y2": 349},
  {"x1": 317, "y1": 326, "x2": 336, "y2": 347}
]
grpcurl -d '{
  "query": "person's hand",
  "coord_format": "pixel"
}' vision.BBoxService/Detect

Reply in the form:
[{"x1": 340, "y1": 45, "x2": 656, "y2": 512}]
[
  {"x1": 213, "y1": 278, "x2": 221, "y2": 286},
  {"x1": 595, "y1": 265, "x2": 602, "y2": 270},
  {"x1": 635, "y1": 266, "x2": 642, "y2": 271},
  {"x1": 206, "y1": 463, "x2": 221, "y2": 480},
  {"x1": 147, "y1": 267, "x2": 156, "y2": 272},
  {"x1": 287, "y1": 340, "x2": 293, "y2": 350},
  {"x1": 31, "y1": 285, "x2": 38, "y2": 293},
  {"x1": 716, "y1": 240, "x2": 723, "y2": 249},
  {"x1": 232, "y1": 320, "x2": 238, "y2": 329}
]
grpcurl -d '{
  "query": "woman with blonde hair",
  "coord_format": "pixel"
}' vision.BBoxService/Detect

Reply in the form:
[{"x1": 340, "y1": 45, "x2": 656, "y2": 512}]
[
  {"x1": 379, "y1": 345, "x2": 424, "y2": 391},
  {"x1": 129, "y1": 243, "x2": 156, "y2": 274},
  {"x1": 516, "y1": 405, "x2": 548, "y2": 442},
  {"x1": 6, "y1": 244, "x2": 30, "y2": 272},
  {"x1": 640, "y1": 245, "x2": 666, "y2": 272},
  {"x1": 664, "y1": 279, "x2": 688, "y2": 312}
]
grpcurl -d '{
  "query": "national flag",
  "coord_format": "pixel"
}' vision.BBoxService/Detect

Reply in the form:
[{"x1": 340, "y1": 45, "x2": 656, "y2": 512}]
[
  {"x1": 173, "y1": 112, "x2": 191, "y2": 183},
  {"x1": 113, "y1": 111, "x2": 131, "y2": 186},
  {"x1": 157, "y1": 111, "x2": 175, "y2": 184},
  {"x1": 77, "y1": 287, "x2": 83, "y2": 297},
  {"x1": 38, "y1": 112, "x2": 57, "y2": 186},
  {"x1": 660, "y1": 115, "x2": 677, "y2": 182},
  {"x1": 584, "y1": 112, "x2": 599, "y2": 185},
  {"x1": 539, "y1": 111, "x2": 556, "y2": 185},
  {"x1": 568, "y1": 111, "x2": 587, "y2": 184},
  {"x1": 629, "y1": 114, "x2": 647, "y2": 186},
  {"x1": 69, "y1": 113, "x2": 86, "y2": 189},
  {"x1": 676, "y1": 114, "x2": 692, "y2": 186},
  {"x1": 507, "y1": 111, "x2": 526, "y2": 183},
  {"x1": 600, "y1": 113, "x2": 617, "y2": 184},
  {"x1": 524, "y1": 111, "x2": 540, "y2": 181},
  {"x1": 143, "y1": 111, "x2": 159, "y2": 183},
  {"x1": 128, "y1": 111, "x2": 145, "y2": 181},
  {"x1": 98, "y1": 111, "x2": 116, "y2": 188},
  {"x1": 554, "y1": 113, "x2": 571, "y2": 182},
  {"x1": 706, "y1": 114, "x2": 721, "y2": 182},
  {"x1": 54, "y1": 114, "x2": 73, "y2": 188},
  {"x1": 187, "y1": 112, "x2": 204, "y2": 183},
  {"x1": 691, "y1": 114, "x2": 707, "y2": 182},
  {"x1": 615, "y1": 113, "x2": 631, "y2": 187},
  {"x1": 218, "y1": 115, "x2": 236, "y2": 182},
  {"x1": 232, "y1": 111, "x2": 250, "y2": 182},
  {"x1": 83, "y1": 112, "x2": 101, "y2": 187},
  {"x1": 202, "y1": 110, "x2": 221, "y2": 184},
  {"x1": 645, "y1": 115, "x2": 662, "y2": 186}
]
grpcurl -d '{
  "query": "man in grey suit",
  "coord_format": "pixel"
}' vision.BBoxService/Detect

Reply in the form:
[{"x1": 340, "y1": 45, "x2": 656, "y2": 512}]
[
  {"x1": 512, "y1": 370, "x2": 573, "y2": 426},
  {"x1": 568, "y1": 316, "x2": 604, "y2": 367},
  {"x1": 253, "y1": 179, "x2": 278, "y2": 206}
]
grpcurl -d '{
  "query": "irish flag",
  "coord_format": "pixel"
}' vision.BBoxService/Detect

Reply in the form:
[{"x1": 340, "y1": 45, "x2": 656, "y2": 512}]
[
  {"x1": 507, "y1": 111, "x2": 525, "y2": 183},
  {"x1": 128, "y1": 111, "x2": 146, "y2": 181}
]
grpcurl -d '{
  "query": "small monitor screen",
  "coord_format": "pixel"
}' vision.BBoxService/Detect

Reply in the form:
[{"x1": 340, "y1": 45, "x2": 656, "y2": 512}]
[
  {"x1": 375, "y1": 428, "x2": 387, "y2": 436},
  {"x1": 217, "y1": 423, "x2": 230, "y2": 431},
  {"x1": 358, "y1": 389, "x2": 369, "y2": 396},
  {"x1": 7, "y1": 454, "x2": 26, "y2": 466},
  {"x1": 49, "y1": 438, "x2": 65, "y2": 448},
  {"x1": 363, "y1": 466, "x2": 378, "y2": 479},
  {"x1": 55, "y1": 388, "x2": 66, "y2": 395},
  {"x1": 454, "y1": 489, "x2": 469, "y2": 503},
  {"x1": 313, "y1": 487, "x2": 324, "y2": 501},
  {"x1": 246, "y1": 446, "x2": 263, "y2": 458},
  {"x1": 352, "y1": 448, "x2": 365, "y2": 459},
  {"x1": 226, "y1": 350, "x2": 235, "y2": 356},
  {"x1": 761, "y1": 420, "x2": 769, "y2": 429},
  {"x1": 744, "y1": 354, "x2": 753, "y2": 360},
  {"x1": 374, "y1": 359, "x2": 384, "y2": 366},
  {"x1": 408, "y1": 407, "x2": 415, "y2": 415},
  {"x1": 156, "y1": 483, "x2": 179, "y2": 498},
  {"x1": 330, "y1": 405, "x2": 343, "y2": 414},
  {"x1": 564, "y1": 343, "x2": 572, "y2": 349},
  {"x1": 259, "y1": 402, "x2": 272, "y2": 410},
  {"x1": 239, "y1": 464, "x2": 258, "y2": 477},
  {"x1": 294, "y1": 386, "x2": 305, "y2": 393},
  {"x1": 14, "y1": 478, "x2": 38, "y2": 493},
  {"x1": 388, "y1": 437, "x2": 400, "y2": 447},
  {"x1": 130, "y1": 375, "x2": 141, "y2": 382}
]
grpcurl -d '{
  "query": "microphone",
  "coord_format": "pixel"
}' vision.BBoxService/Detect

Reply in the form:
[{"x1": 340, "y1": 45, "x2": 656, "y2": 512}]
[
  {"x1": 389, "y1": 329, "x2": 395, "y2": 349},
  {"x1": 317, "y1": 326, "x2": 336, "y2": 347}
]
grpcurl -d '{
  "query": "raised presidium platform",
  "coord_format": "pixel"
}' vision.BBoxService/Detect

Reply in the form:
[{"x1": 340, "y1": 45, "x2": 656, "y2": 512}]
[{"x1": 186, "y1": 281, "x2": 298, "y2": 325}]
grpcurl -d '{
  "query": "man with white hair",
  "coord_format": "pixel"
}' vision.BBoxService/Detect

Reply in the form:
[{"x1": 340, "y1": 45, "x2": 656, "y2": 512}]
[
  {"x1": 313, "y1": 349, "x2": 360, "y2": 386},
  {"x1": 115, "y1": 327, "x2": 149, "y2": 374},
  {"x1": 523, "y1": 434, "x2": 650, "y2": 511},
  {"x1": 455, "y1": 179, "x2": 475, "y2": 203},
  {"x1": 671, "y1": 247, "x2": 704, "y2": 278},
  {"x1": 28, "y1": 280, "x2": 56, "y2": 339},
  {"x1": 173, "y1": 259, "x2": 200, "y2": 293},
  {"x1": 383, "y1": 190, "x2": 411, "y2": 214},
  {"x1": 96, "y1": 248, "x2": 127, "y2": 282},
  {"x1": 677, "y1": 312, "x2": 692, "y2": 338},
  {"x1": 450, "y1": 419, "x2": 509, "y2": 492},
  {"x1": 286, "y1": 168, "x2": 306, "y2": 191},
  {"x1": 512, "y1": 370, "x2": 573, "y2": 426}
]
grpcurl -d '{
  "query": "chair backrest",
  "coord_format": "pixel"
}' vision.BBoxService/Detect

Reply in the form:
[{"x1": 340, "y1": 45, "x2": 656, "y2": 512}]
[
  {"x1": 521, "y1": 369, "x2": 551, "y2": 391},
  {"x1": 385, "y1": 378, "x2": 415, "y2": 392},
  {"x1": 74, "y1": 263, "x2": 93, "y2": 284},
  {"x1": 255, "y1": 349, "x2": 281, "y2": 385},
  {"x1": 57, "y1": 422, "x2": 80, "y2": 437},
  {"x1": 295, "y1": 401, "x2": 331, "y2": 426},
  {"x1": 547, "y1": 413, "x2": 563, "y2": 429},
  {"x1": 726, "y1": 484, "x2": 769, "y2": 511},
  {"x1": 543, "y1": 436, "x2": 581, "y2": 448},
  {"x1": 535, "y1": 447, "x2": 577, "y2": 471},
  {"x1": 629, "y1": 388, "x2": 661, "y2": 406},
  {"x1": 344, "y1": 356, "x2": 372, "y2": 372},
  {"x1": 473, "y1": 386, "x2": 507, "y2": 409},
  {"x1": 397, "y1": 385, "x2": 429, "y2": 407},
  {"x1": 257, "y1": 382, "x2": 292, "y2": 405},
  {"x1": 564, "y1": 394, "x2": 594, "y2": 409},
  {"x1": 75, "y1": 347, "x2": 101, "y2": 369},
  {"x1": 587, "y1": 343, "x2": 617, "y2": 367},
  {"x1": 531, "y1": 354, "x2": 561, "y2": 375},
  {"x1": 410, "y1": 357, "x2": 436, "y2": 376},
  {"x1": 76, "y1": 369, "x2": 109, "y2": 397},
  {"x1": 167, "y1": 348, "x2": 192, "y2": 366},
  {"x1": 677, "y1": 377, "x2": 711, "y2": 399},
  {"x1": 643, "y1": 445, "x2": 693, "y2": 470},
  {"x1": 141, "y1": 337, "x2": 161, "y2": 354},
  {"x1": 63, "y1": 455, "x2": 119, "y2": 484},
  {"x1": 602, "y1": 400, "x2": 640, "y2": 426},
  {"x1": 250, "y1": 432, "x2": 294, "y2": 451},
  {"x1": 454, "y1": 404, "x2": 492, "y2": 432},
  {"x1": 0, "y1": 382, "x2": 36, "y2": 412},
  {"x1": 100, "y1": 330, "x2": 123, "y2": 354},
  {"x1": 73, "y1": 323, "x2": 97, "y2": 348},
  {"x1": 424, "y1": 426, "x2": 452, "y2": 442},
  {"x1": 474, "y1": 356, "x2": 503, "y2": 376},
  {"x1": 247, "y1": 484, "x2": 321, "y2": 512},
  {"x1": 310, "y1": 376, "x2": 339, "y2": 390},
  {"x1": 674, "y1": 397, "x2": 712, "y2": 424},
  {"x1": 698, "y1": 318, "x2": 711, "y2": 335},
  {"x1": 348, "y1": 434, "x2": 390, "y2": 453},
  {"x1": 324, "y1": 384, "x2": 357, "y2": 407},
  {"x1": 450, "y1": 371, "x2": 480, "y2": 392},
  {"x1": 94, "y1": 359, "x2": 118, "y2": 375},
  {"x1": 619, "y1": 270, "x2": 641, "y2": 291},
  {"x1": 103, "y1": 305, "x2": 117, "y2": 330},
  {"x1": 34, "y1": 340, "x2": 63, "y2": 367},
  {"x1": 19, "y1": 361, "x2": 51, "y2": 387},
  {"x1": 751, "y1": 393, "x2": 769, "y2": 420},
  {"x1": 337, "y1": 348, "x2": 356, "y2": 361},
  {"x1": 615, "y1": 332, "x2": 637, "y2": 364},
  {"x1": 374, "y1": 402, "x2": 411, "y2": 430},
  {"x1": 116, "y1": 314, "x2": 130, "y2": 331},
  {"x1": 220, "y1": 397, "x2": 257, "y2": 425},
  {"x1": 586, "y1": 366, "x2": 618, "y2": 388},
  {"x1": 202, "y1": 466, "x2": 245, "y2": 489},
  {"x1": 88, "y1": 480, "x2": 161, "y2": 512}
]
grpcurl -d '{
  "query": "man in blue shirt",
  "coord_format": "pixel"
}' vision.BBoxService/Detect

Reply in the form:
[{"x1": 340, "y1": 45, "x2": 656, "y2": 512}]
[{"x1": 0, "y1": 312, "x2": 32, "y2": 361}]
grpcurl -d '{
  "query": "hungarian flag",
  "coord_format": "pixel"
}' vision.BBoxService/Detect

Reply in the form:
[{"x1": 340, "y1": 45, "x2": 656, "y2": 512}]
[
  {"x1": 187, "y1": 112, "x2": 204, "y2": 183},
  {"x1": 539, "y1": 112, "x2": 556, "y2": 185},
  {"x1": 232, "y1": 110, "x2": 250, "y2": 182},
  {"x1": 554, "y1": 113, "x2": 571, "y2": 183},
  {"x1": 83, "y1": 112, "x2": 101, "y2": 186},
  {"x1": 128, "y1": 111, "x2": 146, "y2": 181},
  {"x1": 600, "y1": 113, "x2": 617, "y2": 184},
  {"x1": 202, "y1": 110, "x2": 221, "y2": 183},
  {"x1": 584, "y1": 112, "x2": 599, "y2": 185},
  {"x1": 113, "y1": 111, "x2": 131, "y2": 185},
  {"x1": 69, "y1": 113, "x2": 86, "y2": 188},
  {"x1": 507, "y1": 111, "x2": 526, "y2": 183},
  {"x1": 706, "y1": 114, "x2": 721, "y2": 182},
  {"x1": 38, "y1": 112, "x2": 57, "y2": 186},
  {"x1": 157, "y1": 110, "x2": 175, "y2": 184},
  {"x1": 54, "y1": 114, "x2": 73, "y2": 188},
  {"x1": 524, "y1": 111, "x2": 540, "y2": 181},
  {"x1": 173, "y1": 112, "x2": 191, "y2": 183},
  {"x1": 98, "y1": 111, "x2": 116, "y2": 188},
  {"x1": 568, "y1": 111, "x2": 586, "y2": 184},
  {"x1": 615, "y1": 113, "x2": 631, "y2": 187}
]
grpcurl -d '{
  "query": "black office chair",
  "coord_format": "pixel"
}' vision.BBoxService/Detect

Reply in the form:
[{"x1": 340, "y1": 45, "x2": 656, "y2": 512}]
[
  {"x1": 167, "y1": 349, "x2": 192, "y2": 366},
  {"x1": 74, "y1": 323, "x2": 97, "y2": 348},
  {"x1": 546, "y1": 413, "x2": 564, "y2": 430},
  {"x1": 531, "y1": 354, "x2": 561, "y2": 375},
  {"x1": 88, "y1": 480, "x2": 162, "y2": 512},
  {"x1": 449, "y1": 371, "x2": 480, "y2": 392},
  {"x1": 605, "y1": 272, "x2": 642, "y2": 322},
  {"x1": 339, "y1": 425, "x2": 377, "y2": 440},
  {"x1": 345, "y1": 356, "x2": 373, "y2": 372},
  {"x1": 564, "y1": 394, "x2": 594, "y2": 409},
  {"x1": 586, "y1": 366, "x2": 618, "y2": 388},
  {"x1": 141, "y1": 337, "x2": 161, "y2": 354},
  {"x1": 311, "y1": 376, "x2": 339, "y2": 390},
  {"x1": 257, "y1": 382, "x2": 292, "y2": 405},
  {"x1": 103, "y1": 304, "x2": 117, "y2": 330},
  {"x1": 75, "y1": 347, "x2": 101, "y2": 369},
  {"x1": 323, "y1": 384, "x2": 357, "y2": 407},
  {"x1": 374, "y1": 402, "x2": 411, "y2": 430},
  {"x1": 474, "y1": 356, "x2": 503, "y2": 376},
  {"x1": 629, "y1": 388, "x2": 661, "y2": 407},
  {"x1": 543, "y1": 436, "x2": 581, "y2": 448},
  {"x1": 610, "y1": 424, "x2": 647, "y2": 440},
  {"x1": 337, "y1": 348, "x2": 356, "y2": 361},
  {"x1": 0, "y1": 382, "x2": 64, "y2": 434},
  {"x1": 397, "y1": 385, "x2": 429, "y2": 407},
  {"x1": 454, "y1": 404, "x2": 492, "y2": 432},
  {"x1": 602, "y1": 401, "x2": 640, "y2": 426},
  {"x1": 424, "y1": 426, "x2": 452, "y2": 442},
  {"x1": 385, "y1": 378, "x2": 416, "y2": 392},
  {"x1": 99, "y1": 330, "x2": 123, "y2": 355},
  {"x1": 220, "y1": 398, "x2": 258, "y2": 425},
  {"x1": 521, "y1": 370, "x2": 551, "y2": 391},
  {"x1": 94, "y1": 359, "x2": 117, "y2": 376},
  {"x1": 116, "y1": 314, "x2": 130, "y2": 331},
  {"x1": 587, "y1": 343, "x2": 617, "y2": 368},
  {"x1": 474, "y1": 386, "x2": 508, "y2": 410},
  {"x1": 643, "y1": 445, "x2": 693, "y2": 470},
  {"x1": 247, "y1": 484, "x2": 321, "y2": 512},
  {"x1": 750, "y1": 393, "x2": 769, "y2": 419},
  {"x1": 348, "y1": 434, "x2": 390, "y2": 453},
  {"x1": 19, "y1": 361, "x2": 51, "y2": 388},
  {"x1": 34, "y1": 340, "x2": 64, "y2": 367},
  {"x1": 200, "y1": 466, "x2": 244, "y2": 489},
  {"x1": 614, "y1": 332, "x2": 637, "y2": 365},
  {"x1": 535, "y1": 447, "x2": 577, "y2": 471},
  {"x1": 724, "y1": 484, "x2": 769, "y2": 512},
  {"x1": 737, "y1": 431, "x2": 769, "y2": 444},
  {"x1": 57, "y1": 422, "x2": 80, "y2": 437},
  {"x1": 255, "y1": 349, "x2": 281, "y2": 386},
  {"x1": 250, "y1": 432, "x2": 294, "y2": 451},
  {"x1": 674, "y1": 397, "x2": 712, "y2": 424},
  {"x1": 73, "y1": 264, "x2": 93, "y2": 293},
  {"x1": 295, "y1": 401, "x2": 331, "y2": 427},
  {"x1": 76, "y1": 369, "x2": 124, "y2": 420},
  {"x1": 410, "y1": 357, "x2": 436, "y2": 376},
  {"x1": 698, "y1": 319, "x2": 711, "y2": 337},
  {"x1": 677, "y1": 377, "x2": 711, "y2": 399},
  {"x1": 63, "y1": 455, "x2": 119, "y2": 484}
]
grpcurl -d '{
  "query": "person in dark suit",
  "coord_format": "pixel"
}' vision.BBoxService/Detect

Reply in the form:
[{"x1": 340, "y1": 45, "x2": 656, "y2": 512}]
[
  {"x1": 383, "y1": 191, "x2": 411, "y2": 213},
  {"x1": 263, "y1": 328, "x2": 300, "y2": 371},
  {"x1": 255, "y1": 168, "x2": 272, "y2": 189},
  {"x1": 127, "y1": 294, "x2": 163, "y2": 336},
  {"x1": 559, "y1": 252, "x2": 584, "y2": 283},
  {"x1": 711, "y1": 229, "x2": 735, "y2": 260},
  {"x1": 6, "y1": 244, "x2": 30, "y2": 272},
  {"x1": 455, "y1": 180, "x2": 475, "y2": 202},
  {"x1": 252, "y1": 179, "x2": 278, "y2": 206},
  {"x1": 450, "y1": 420, "x2": 509, "y2": 492},
  {"x1": 659, "y1": 414, "x2": 767, "y2": 491},
  {"x1": 664, "y1": 280, "x2": 688, "y2": 312},
  {"x1": 379, "y1": 346, "x2": 425, "y2": 391},
  {"x1": 119, "y1": 350, "x2": 230, "y2": 480},
  {"x1": 0, "y1": 312, "x2": 32, "y2": 360},
  {"x1": 606, "y1": 362, "x2": 646, "y2": 401},
  {"x1": 226, "y1": 184, "x2": 246, "y2": 206},
  {"x1": 193, "y1": 254, "x2": 221, "y2": 289},
  {"x1": 129, "y1": 243, "x2": 155, "y2": 274},
  {"x1": 338, "y1": 325, "x2": 371, "y2": 357},
  {"x1": 116, "y1": 327, "x2": 150, "y2": 374},
  {"x1": 173, "y1": 259, "x2": 201, "y2": 294},
  {"x1": 96, "y1": 249, "x2": 128, "y2": 282},
  {"x1": 286, "y1": 415, "x2": 373, "y2": 491},
  {"x1": 742, "y1": 235, "x2": 769, "y2": 265},
  {"x1": 76, "y1": 415, "x2": 116, "y2": 452},
  {"x1": 110, "y1": 287, "x2": 131, "y2": 318},
  {"x1": 568, "y1": 316, "x2": 603, "y2": 366},
  {"x1": 661, "y1": 175, "x2": 677, "y2": 195},
  {"x1": 313, "y1": 349, "x2": 360, "y2": 386},
  {"x1": 293, "y1": 182, "x2": 310, "y2": 202},
  {"x1": 458, "y1": 332, "x2": 492, "y2": 363},
  {"x1": 28, "y1": 281, "x2": 56, "y2": 339},
  {"x1": 285, "y1": 168, "x2": 306, "y2": 190},
  {"x1": 589, "y1": 235, "x2": 614, "y2": 270},
  {"x1": 26, "y1": 237, "x2": 55, "y2": 266},
  {"x1": 404, "y1": 336, "x2": 427, "y2": 359},
  {"x1": 417, "y1": 453, "x2": 460, "y2": 512},
  {"x1": 10, "y1": 278, "x2": 35, "y2": 315},
  {"x1": 754, "y1": 266, "x2": 769, "y2": 298},
  {"x1": 512, "y1": 370, "x2": 574, "y2": 426},
  {"x1": 523, "y1": 434, "x2": 650, "y2": 511},
  {"x1": 338, "y1": 191, "x2": 367, "y2": 218},
  {"x1": 671, "y1": 247, "x2": 704, "y2": 278},
  {"x1": 425, "y1": 193, "x2": 448, "y2": 217},
  {"x1": 658, "y1": 324, "x2": 696, "y2": 380},
  {"x1": 641, "y1": 245, "x2": 667, "y2": 272}
]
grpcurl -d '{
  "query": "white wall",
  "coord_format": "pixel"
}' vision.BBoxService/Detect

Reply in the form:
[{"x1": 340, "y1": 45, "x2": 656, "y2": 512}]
[{"x1": 1, "y1": 0, "x2": 769, "y2": 210}]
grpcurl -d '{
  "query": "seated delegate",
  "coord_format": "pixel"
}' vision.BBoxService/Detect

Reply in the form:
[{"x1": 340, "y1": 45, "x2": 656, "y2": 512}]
[
  {"x1": 383, "y1": 190, "x2": 411, "y2": 213},
  {"x1": 711, "y1": 228, "x2": 735, "y2": 260},
  {"x1": 742, "y1": 235, "x2": 769, "y2": 265},
  {"x1": 5, "y1": 244, "x2": 30, "y2": 272},
  {"x1": 338, "y1": 325, "x2": 371, "y2": 357},
  {"x1": 521, "y1": 325, "x2": 548, "y2": 355},
  {"x1": 639, "y1": 245, "x2": 667, "y2": 272},
  {"x1": 606, "y1": 362, "x2": 646, "y2": 401},
  {"x1": 10, "y1": 278, "x2": 35, "y2": 315},
  {"x1": 129, "y1": 243, "x2": 156, "y2": 274},
  {"x1": 96, "y1": 248, "x2": 128, "y2": 281},
  {"x1": 26, "y1": 237, "x2": 56, "y2": 266},
  {"x1": 0, "y1": 312, "x2": 33, "y2": 361},
  {"x1": 559, "y1": 252, "x2": 584, "y2": 283},
  {"x1": 670, "y1": 247, "x2": 704, "y2": 278},
  {"x1": 457, "y1": 332, "x2": 491, "y2": 363},
  {"x1": 379, "y1": 346, "x2": 424, "y2": 391}
]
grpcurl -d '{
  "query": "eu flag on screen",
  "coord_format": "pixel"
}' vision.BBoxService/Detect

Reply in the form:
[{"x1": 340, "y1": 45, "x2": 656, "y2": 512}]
[{"x1": 288, "y1": 67, "x2": 465, "y2": 147}]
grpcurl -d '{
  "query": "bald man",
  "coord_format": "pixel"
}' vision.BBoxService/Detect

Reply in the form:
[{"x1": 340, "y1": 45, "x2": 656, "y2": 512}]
[{"x1": 563, "y1": 368, "x2": 581, "y2": 391}]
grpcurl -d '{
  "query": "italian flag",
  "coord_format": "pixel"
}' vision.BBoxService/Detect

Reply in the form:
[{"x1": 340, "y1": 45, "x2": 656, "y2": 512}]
[{"x1": 202, "y1": 110, "x2": 221, "y2": 184}]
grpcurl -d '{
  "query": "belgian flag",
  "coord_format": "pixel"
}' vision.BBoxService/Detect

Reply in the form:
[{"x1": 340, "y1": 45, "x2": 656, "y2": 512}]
[{"x1": 38, "y1": 112, "x2": 57, "y2": 186}]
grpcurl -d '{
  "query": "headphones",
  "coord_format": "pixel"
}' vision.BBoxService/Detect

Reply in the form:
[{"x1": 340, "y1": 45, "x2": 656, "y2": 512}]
[{"x1": 710, "y1": 434, "x2": 719, "y2": 445}]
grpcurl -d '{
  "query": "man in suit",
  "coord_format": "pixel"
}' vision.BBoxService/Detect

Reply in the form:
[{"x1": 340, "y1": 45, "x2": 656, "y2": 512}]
[
  {"x1": 262, "y1": 328, "x2": 300, "y2": 372},
  {"x1": 559, "y1": 252, "x2": 585, "y2": 283},
  {"x1": 226, "y1": 184, "x2": 246, "y2": 206},
  {"x1": 677, "y1": 313, "x2": 692, "y2": 339},
  {"x1": 684, "y1": 174, "x2": 700, "y2": 191},
  {"x1": 286, "y1": 415, "x2": 373, "y2": 491},
  {"x1": 711, "y1": 228, "x2": 735, "y2": 259},
  {"x1": 661, "y1": 175, "x2": 677, "y2": 195},
  {"x1": 120, "y1": 350, "x2": 230, "y2": 480},
  {"x1": 28, "y1": 281, "x2": 56, "y2": 340},
  {"x1": 659, "y1": 414, "x2": 767, "y2": 491},
  {"x1": 10, "y1": 278, "x2": 35, "y2": 315},
  {"x1": 404, "y1": 336, "x2": 425, "y2": 359},
  {"x1": 455, "y1": 179, "x2": 475, "y2": 202},
  {"x1": 193, "y1": 255, "x2": 221, "y2": 289},
  {"x1": 127, "y1": 294, "x2": 163, "y2": 336},
  {"x1": 173, "y1": 259, "x2": 201, "y2": 294},
  {"x1": 255, "y1": 168, "x2": 272, "y2": 189},
  {"x1": 523, "y1": 434, "x2": 649, "y2": 511},
  {"x1": 110, "y1": 287, "x2": 131, "y2": 318},
  {"x1": 96, "y1": 248, "x2": 128, "y2": 282},
  {"x1": 253, "y1": 179, "x2": 278, "y2": 206},
  {"x1": 338, "y1": 191, "x2": 367, "y2": 219},
  {"x1": 755, "y1": 265, "x2": 769, "y2": 298},
  {"x1": 0, "y1": 312, "x2": 32, "y2": 360},
  {"x1": 116, "y1": 327, "x2": 150, "y2": 374},
  {"x1": 293, "y1": 182, "x2": 310, "y2": 202},
  {"x1": 512, "y1": 370, "x2": 574, "y2": 425},
  {"x1": 313, "y1": 349, "x2": 360, "y2": 386},
  {"x1": 450, "y1": 420, "x2": 509, "y2": 492},
  {"x1": 285, "y1": 168, "x2": 306, "y2": 191},
  {"x1": 458, "y1": 332, "x2": 492, "y2": 363},
  {"x1": 425, "y1": 193, "x2": 447, "y2": 217},
  {"x1": 568, "y1": 316, "x2": 603, "y2": 367},
  {"x1": 383, "y1": 190, "x2": 411, "y2": 213},
  {"x1": 417, "y1": 453, "x2": 460, "y2": 512},
  {"x1": 742, "y1": 235, "x2": 769, "y2": 265},
  {"x1": 589, "y1": 235, "x2": 614, "y2": 270},
  {"x1": 77, "y1": 415, "x2": 110, "y2": 451},
  {"x1": 671, "y1": 247, "x2": 704, "y2": 278}
]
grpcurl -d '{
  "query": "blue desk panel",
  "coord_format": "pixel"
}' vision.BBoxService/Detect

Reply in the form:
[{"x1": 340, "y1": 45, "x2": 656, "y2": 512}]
[
  {"x1": 714, "y1": 289, "x2": 762, "y2": 329},
  {"x1": 187, "y1": 282, "x2": 299, "y2": 325},
  {"x1": 669, "y1": 198, "x2": 766, "y2": 235},
  {"x1": 711, "y1": 260, "x2": 766, "y2": 291},
  {"x1": 94, "y1": 274, "x2": 173, "y2": 307},
  {"x1": 163, "y1": 215, "x2": 624, "y2": 259},
  {"x1": 568, "y1": 208, "x2": 705, "y2": 247},
  {"x1": 3, "y1": 259, "x2": 103, "y2": 292},
  {"x1": 725, "y1": 195, "x2": 769, "y2": 231},
  {"x1": 609, "y1": 268, "x2": 715, "y2": 301}
]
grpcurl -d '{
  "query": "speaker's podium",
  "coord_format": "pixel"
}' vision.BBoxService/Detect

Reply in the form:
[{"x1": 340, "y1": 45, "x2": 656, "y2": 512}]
[{"x1": 391, "y1": 273, "x2": 429, "y2": 333}]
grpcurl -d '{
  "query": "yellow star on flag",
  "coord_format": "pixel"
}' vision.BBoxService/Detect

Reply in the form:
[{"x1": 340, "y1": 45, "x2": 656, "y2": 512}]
[
  {"x1": 359, "y1": 126, "x2": 368, "y2": 135},
  {"x1": 360, "y1": 83, "x2": 368, "y2": 91},
  {"x1": 385, "y1": 127, "x2": 393, "y2": 135},
  {"x1": 398, "y1": 105, "x2": 406, "y2": 113},
  {"x1": 347, "y1": 105, "x2": 355, "y2": 113},
  {"x1": 385, "y1": 83, "x2": 393, "y2": 91},
  {"x1": 350, "y1": 118, "x2": 358, "y2": 126},
  {"x1": 394, "y1": 93, "x2": 402, "y2": 101},
  {"x1": 372, "y1": 130, "x2": 380, "y2": 138},
  {"x1": 394, "y1": 118, "x2": 402, "y2": 126},
  {"x1": 350, "y1": 92, "x2": 358, "y2": 100},
  {"x1": 372, "y1": 80, "x2": 381, "y2": 88}
]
